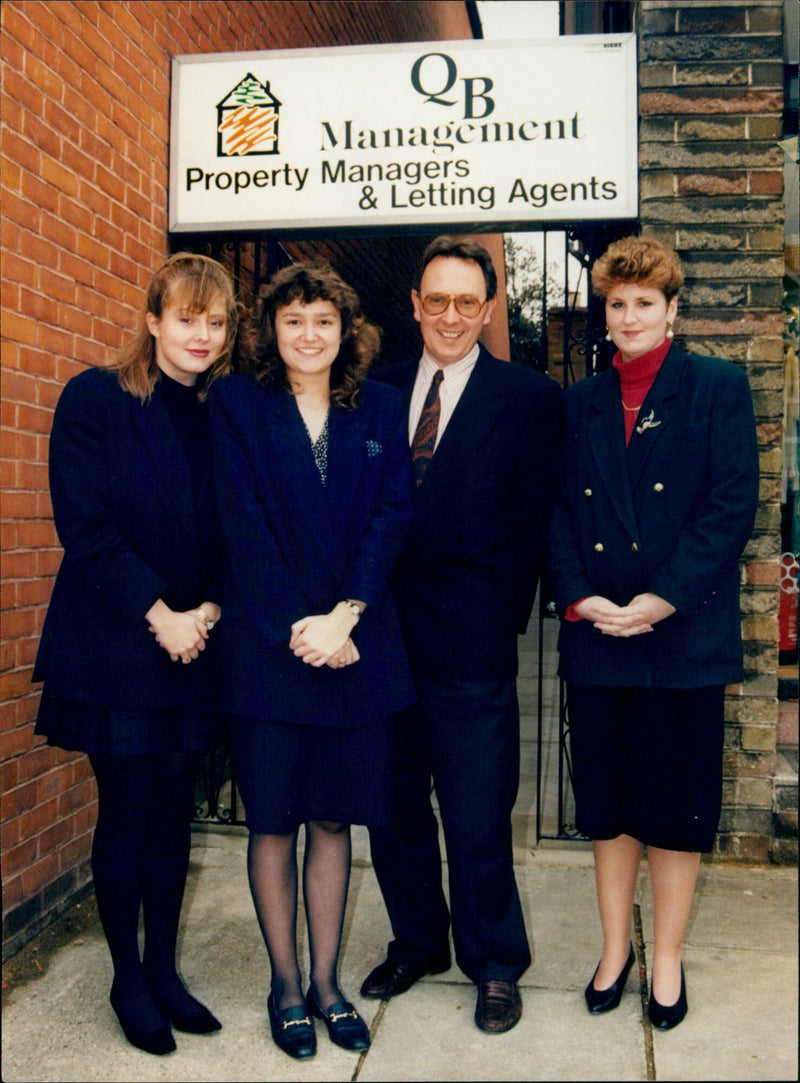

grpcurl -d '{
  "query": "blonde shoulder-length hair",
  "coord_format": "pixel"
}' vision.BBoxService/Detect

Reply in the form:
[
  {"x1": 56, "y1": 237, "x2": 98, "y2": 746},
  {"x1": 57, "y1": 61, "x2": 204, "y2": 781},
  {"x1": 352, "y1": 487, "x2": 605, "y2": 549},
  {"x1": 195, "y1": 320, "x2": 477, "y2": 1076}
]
[{"x1": 108, "y1": 252, "x2": 242, "y2": 401}]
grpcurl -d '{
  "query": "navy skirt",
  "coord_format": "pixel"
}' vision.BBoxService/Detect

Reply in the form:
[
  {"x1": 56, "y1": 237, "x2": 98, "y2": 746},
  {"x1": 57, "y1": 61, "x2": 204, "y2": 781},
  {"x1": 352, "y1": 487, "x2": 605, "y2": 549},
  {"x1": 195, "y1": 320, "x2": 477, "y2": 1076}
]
[
  {"x1": 35, "y1": 688, "x2": 222, "y2": 757},
  {"x1": 230, "y1": 714, "x2": 394, "y2": 833},
  {"x1": 566, "y1": 683, "x2": 726, "y2": 852}
]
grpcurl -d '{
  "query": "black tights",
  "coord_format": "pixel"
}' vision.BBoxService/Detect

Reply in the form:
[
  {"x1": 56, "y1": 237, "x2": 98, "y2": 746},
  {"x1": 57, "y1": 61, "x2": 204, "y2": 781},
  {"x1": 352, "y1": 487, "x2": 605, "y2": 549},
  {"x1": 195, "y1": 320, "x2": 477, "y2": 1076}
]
[
  {"x1": 247, "y1": 820, "x2": 351, "y2": 1012},
  {"x1": 89, "y1": 751, "x2": 201, "y2": 1026}
]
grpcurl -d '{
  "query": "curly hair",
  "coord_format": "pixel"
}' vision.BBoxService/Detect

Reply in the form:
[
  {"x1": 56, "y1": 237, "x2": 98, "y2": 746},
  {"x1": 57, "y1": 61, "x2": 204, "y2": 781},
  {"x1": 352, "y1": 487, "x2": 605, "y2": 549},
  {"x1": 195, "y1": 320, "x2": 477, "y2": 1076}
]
[
  {"x1": 108, "y1": 253, "x2": 243, "y2": 402},
  {"x1": 591, "y1": 236, "x2": 684, "y2": 301},
  {"x1": 256, "y1": 261, "x2": 380, "y2": 409}
]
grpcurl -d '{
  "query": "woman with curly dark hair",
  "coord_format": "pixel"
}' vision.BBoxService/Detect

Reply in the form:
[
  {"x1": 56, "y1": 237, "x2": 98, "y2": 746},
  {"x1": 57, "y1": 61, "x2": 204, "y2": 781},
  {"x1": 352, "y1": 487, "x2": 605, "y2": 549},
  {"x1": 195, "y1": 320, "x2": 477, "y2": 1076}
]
[{"x1": 208, "y1": 261, "x2": 415, "y2": 1061}]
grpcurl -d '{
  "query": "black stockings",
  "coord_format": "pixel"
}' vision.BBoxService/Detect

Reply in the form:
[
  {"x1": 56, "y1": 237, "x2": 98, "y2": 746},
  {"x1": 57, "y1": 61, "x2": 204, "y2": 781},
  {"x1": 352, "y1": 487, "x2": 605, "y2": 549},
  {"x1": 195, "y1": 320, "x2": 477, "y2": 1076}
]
[
  {"x1": 89, "y1": 751, "x2": 200, "y2": 1028},
  {"x1": 247, "y1": 820, "x2": 351, "y2": 1012}
]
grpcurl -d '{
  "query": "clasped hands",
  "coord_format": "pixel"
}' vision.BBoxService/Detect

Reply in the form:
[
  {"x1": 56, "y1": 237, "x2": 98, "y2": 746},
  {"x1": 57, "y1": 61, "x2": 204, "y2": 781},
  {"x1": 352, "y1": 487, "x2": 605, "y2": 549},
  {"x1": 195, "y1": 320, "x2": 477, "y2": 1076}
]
[
  {"x1": 290, "y1": 602, "x2": 363, "y2": 669},
  {"x1": 146, "y1": 598, "x2": 221, "y2": 664},
  {"x1": 574, "y1": 592, "x2": 676, "y2": 637}
]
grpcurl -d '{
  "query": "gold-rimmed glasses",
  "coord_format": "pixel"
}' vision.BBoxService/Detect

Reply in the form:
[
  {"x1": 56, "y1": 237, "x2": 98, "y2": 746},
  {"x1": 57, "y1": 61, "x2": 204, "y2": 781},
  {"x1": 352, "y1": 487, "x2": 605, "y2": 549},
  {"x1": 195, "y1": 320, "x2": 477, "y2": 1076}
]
[{"x1": 419, "y1": 293, "x2": 488, "y2": 318}]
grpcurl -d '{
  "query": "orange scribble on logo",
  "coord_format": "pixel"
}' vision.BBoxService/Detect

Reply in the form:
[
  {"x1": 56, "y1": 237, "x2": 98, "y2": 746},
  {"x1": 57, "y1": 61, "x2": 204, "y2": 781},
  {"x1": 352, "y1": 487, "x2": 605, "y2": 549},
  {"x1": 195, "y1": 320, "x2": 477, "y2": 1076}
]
[{"x1": 219, "y1": 107, "x2": 278, "y2": 156}]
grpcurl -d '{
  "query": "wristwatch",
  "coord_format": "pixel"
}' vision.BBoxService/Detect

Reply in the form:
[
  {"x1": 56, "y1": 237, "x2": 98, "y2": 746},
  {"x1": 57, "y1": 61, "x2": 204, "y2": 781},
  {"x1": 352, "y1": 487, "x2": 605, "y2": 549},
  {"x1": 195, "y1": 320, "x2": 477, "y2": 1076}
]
[{"x1": 342, "y1": 600, "x2": 362, "y2": 618}]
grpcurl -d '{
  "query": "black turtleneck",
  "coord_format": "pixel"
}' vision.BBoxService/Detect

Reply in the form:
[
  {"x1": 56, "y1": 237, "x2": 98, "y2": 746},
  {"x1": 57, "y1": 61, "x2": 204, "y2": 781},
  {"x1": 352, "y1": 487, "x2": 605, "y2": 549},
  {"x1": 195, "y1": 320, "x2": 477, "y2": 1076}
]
[{"x1": 155, "y1": 371, "x2": 211, "y2": 501}]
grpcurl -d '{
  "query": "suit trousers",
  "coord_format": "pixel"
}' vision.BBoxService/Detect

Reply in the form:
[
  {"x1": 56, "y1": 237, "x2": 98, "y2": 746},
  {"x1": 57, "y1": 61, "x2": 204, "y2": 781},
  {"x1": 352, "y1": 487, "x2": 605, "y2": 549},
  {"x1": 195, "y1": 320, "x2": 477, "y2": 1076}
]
[{"x1": 368, "y1": 675, "x2": 531, "y2": 984}]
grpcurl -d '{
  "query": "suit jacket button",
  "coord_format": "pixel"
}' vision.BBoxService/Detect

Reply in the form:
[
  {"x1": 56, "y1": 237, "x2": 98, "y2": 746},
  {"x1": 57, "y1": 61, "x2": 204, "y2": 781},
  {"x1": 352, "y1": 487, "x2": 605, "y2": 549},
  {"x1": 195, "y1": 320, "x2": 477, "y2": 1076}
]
[
  {"x1": 654, "y1": 482, "x2": 664, "y2": 492},
  {"x1": 594, "y1": 542, "x2": 604, "y2": 552},
  {"x1": 632, "y1": 541, "x2": 639, "y2": 552},
  {"x1": 584, "y1": 488, "x2": 593, "y2": 497}
]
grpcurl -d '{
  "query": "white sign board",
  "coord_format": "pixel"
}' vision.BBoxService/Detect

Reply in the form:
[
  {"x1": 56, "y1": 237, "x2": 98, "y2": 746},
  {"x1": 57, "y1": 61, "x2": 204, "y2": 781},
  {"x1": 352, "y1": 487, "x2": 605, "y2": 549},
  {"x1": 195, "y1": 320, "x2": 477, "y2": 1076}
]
[{"x1": 169, "y1": 35, "x2": 638, "y2": 234}]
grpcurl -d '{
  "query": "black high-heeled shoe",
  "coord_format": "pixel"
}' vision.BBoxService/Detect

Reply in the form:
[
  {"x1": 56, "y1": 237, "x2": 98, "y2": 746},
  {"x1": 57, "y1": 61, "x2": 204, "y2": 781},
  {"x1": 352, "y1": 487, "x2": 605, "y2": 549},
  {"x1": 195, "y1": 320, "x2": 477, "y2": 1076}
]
[
  {"x1": 147, "y1": 976, "x2": 222, "y2": 1034},
  {"x1": 268, "y1": 993, "x2": 317, "y2": 1059},
  {"x1": 648, "y1": 965, "x2": 688, "y2": 1030},
  {"x1": 307, "y1": 988, "x2": 370, "y2": 1052},
  {"x1": 110, "y1": 981, "x2": 176, "y2": 1056},
  {"x1": 584, "y1": 943, "x2": 635, "y2": 1014}
]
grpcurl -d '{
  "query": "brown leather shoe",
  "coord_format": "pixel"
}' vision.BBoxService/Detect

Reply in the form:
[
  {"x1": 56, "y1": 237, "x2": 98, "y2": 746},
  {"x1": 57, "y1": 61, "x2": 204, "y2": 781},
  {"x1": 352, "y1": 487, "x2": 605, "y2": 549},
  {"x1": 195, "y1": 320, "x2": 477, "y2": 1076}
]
[
  {"x1": 474, "y1": 980, "x2": 522, "y2": 1033},
  {"x1": 360, "y1": 955, "x2": 450, "y2": 1000}
]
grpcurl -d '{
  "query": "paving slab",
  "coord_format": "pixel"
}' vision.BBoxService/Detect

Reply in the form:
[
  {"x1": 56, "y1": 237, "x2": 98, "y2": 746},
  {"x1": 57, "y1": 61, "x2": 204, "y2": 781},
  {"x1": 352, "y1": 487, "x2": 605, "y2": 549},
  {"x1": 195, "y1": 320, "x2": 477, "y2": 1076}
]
[
  {"x1": 3, "y1": 829, "x2": 797, "y2": 1083},
  {"x1": 648, "y1": 950, "x2": 798, "y2": 1082},
  {"x1": 357, "y1": 985, "x2": 648, "y2": 1082},
  {"x1": 635, "y1": 862, "x2": 798, "y2": 1083}
]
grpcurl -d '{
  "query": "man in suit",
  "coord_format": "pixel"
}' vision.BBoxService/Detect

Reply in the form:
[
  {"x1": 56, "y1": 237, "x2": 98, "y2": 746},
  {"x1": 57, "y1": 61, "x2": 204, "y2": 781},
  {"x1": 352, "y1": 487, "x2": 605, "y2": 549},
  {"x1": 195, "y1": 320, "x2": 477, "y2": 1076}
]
[{"x1": 363, "y1": 236, "x2": 564, "y2": 1033}]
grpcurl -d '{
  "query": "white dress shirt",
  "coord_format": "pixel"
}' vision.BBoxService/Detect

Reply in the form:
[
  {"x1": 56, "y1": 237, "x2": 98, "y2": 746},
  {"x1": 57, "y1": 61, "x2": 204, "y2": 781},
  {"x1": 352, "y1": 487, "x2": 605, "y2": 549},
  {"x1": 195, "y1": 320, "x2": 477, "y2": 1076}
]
[{"x1": 407, "y1": 345, "x2": 480, "y2": 450}]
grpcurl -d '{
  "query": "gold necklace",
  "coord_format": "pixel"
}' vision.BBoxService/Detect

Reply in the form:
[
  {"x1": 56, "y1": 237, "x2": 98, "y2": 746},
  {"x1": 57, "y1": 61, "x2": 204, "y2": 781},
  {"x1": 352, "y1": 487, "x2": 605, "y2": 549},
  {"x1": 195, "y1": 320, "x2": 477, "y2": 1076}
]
[{"x1": 621, "y1": 400, "x2": 643, "y2": 412}]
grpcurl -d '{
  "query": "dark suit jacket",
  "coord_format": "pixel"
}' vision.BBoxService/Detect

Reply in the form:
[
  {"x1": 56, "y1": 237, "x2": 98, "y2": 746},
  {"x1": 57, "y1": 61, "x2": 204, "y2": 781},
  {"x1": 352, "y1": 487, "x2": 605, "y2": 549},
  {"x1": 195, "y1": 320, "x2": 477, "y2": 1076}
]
[
  {"x1": 208, "y1": 374, "x2": 415, "y2": 726},
  {"x1": 32, "y1": 367, "x2": 221, "y2": 708},
  {"x1": 372, "y1": 346, "x2": 564, "y2": 682},
  {"x1": 547, "y1": 346, "x2": 759, "y2": 688}
]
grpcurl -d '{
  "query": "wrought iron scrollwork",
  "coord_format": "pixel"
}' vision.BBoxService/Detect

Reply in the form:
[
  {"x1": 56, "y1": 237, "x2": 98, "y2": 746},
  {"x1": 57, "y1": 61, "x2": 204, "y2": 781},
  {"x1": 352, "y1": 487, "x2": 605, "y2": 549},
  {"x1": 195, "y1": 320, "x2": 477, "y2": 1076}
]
[{"x1": 193, "y1": 743, "x2": 245, "y2": 825}]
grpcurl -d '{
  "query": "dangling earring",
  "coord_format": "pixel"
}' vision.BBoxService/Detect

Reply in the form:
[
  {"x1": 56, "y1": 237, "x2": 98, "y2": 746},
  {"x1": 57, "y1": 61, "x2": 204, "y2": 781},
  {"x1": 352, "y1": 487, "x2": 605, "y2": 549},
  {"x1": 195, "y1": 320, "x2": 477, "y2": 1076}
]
[
  {"x1": 666, "y1": 322, "x2": 674, "y2": 339},
  {"x1": 605, "y1": 328, "x2": 613, "y2": 341}
]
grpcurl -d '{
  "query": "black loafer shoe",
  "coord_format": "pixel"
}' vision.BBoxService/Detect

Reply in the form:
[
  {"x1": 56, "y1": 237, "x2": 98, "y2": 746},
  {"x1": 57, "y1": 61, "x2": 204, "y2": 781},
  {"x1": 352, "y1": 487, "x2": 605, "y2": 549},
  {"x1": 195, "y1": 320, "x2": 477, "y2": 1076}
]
[
  {"x1": 474, "y1": 980, "x2": 522, "y2": 1034},
  {"x1": 360, "y1": 954, "x2": 450, "y2": 999},
  {"x1": 648, "y1": 965, "x2": 688, "y2": 1030},
  {"x1": 267, "y1": 993, "x2": 316, "y2": 1059},
  {"x1": 584, "y1": 943, "x2": 635, "y2": 1014},
  {"x1": 308, "y1": 992, "x2": 370, "y2": 1052}
]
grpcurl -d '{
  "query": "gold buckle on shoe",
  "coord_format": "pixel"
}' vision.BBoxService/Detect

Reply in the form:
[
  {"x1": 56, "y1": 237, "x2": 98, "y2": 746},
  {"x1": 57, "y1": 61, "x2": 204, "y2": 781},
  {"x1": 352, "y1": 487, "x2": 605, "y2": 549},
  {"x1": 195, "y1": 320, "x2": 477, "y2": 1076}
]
[
  {"x1": 282, "y1": 1015, "x2": 311, "y2": 1030},
  {"x1": 329, "y1": 1009, "x2": 358, "y2": 1023}
]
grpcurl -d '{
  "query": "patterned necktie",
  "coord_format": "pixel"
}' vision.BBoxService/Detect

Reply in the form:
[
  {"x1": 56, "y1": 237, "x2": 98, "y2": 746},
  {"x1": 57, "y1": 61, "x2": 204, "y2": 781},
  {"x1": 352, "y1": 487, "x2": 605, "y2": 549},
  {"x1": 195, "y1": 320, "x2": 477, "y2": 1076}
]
[{"x1": 411, "y1": 368, "x2": 444, "y2": 486}]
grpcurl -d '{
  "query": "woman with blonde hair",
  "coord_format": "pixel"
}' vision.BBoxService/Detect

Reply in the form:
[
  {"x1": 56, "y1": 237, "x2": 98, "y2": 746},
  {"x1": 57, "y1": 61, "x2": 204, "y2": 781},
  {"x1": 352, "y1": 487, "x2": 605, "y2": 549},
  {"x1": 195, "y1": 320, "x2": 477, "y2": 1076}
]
[
  {"x1": 548, "y1": 235, "x2": 759, "y2": 1029},
  {"x1": 34, "y1": 253, "x2": 243, "y2": 1055}
]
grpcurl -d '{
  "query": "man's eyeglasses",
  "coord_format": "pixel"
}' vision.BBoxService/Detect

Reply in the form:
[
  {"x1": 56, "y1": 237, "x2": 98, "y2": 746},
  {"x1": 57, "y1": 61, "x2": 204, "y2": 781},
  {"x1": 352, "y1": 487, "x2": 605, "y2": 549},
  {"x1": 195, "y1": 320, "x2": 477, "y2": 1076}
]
[{"x1": 419, "y1": 293, "x2": 488, "y2": 318}]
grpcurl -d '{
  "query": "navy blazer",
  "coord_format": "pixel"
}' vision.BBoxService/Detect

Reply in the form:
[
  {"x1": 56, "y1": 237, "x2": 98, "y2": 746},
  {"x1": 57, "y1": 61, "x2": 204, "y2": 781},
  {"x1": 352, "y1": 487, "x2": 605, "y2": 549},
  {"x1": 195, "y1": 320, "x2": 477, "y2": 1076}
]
[
  {"x1": 32, "y1": 367, "x2": 221, "y2": 708},
  {"x1": 208, "y1": 374, "x2": 415, "y2": 727},
  {"x1": 547, "y1": 346, "x2": 759, "y2": 688},
  {"x1": 372, "y1": 346, "x2": 564, "y2": 682}
]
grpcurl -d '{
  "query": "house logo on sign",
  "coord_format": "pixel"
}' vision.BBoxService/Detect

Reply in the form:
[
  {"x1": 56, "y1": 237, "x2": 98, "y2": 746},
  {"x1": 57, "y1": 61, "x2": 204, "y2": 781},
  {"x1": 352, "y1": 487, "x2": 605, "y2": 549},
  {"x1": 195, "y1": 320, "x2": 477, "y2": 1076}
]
[{"x1": 217, "y1": 74, "x2": 282, "y2": 156}]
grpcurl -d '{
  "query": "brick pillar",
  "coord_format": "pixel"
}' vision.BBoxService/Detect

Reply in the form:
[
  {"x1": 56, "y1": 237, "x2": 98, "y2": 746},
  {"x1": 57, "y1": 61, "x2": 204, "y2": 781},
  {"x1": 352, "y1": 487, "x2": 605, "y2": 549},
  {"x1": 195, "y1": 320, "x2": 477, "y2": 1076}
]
[{"x1": 638, "y1": 0, "x2": 785, "y2": 861}]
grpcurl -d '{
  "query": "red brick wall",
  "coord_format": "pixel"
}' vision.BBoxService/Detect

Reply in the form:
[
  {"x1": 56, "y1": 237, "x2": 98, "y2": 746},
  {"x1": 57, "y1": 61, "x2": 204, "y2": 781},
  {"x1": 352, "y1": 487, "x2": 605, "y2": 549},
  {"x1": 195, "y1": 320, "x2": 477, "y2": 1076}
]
[{"x1": 0, "y1": 0, "x2": 476, "y2": 956}]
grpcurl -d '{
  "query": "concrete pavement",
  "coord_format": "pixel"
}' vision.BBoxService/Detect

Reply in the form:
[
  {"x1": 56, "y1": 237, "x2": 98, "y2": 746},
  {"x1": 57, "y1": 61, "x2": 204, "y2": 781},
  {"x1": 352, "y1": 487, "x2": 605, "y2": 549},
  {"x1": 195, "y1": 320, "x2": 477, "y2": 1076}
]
[{"x1": 1, "y1": 824, "x2": 797, "y2": 1082}]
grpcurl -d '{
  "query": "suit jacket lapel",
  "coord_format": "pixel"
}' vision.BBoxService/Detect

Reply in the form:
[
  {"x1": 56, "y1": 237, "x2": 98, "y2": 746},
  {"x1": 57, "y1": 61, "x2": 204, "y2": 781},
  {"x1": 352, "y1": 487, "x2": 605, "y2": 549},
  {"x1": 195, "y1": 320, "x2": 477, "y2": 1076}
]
[
  {"x1": 261, "y1": 389, "x2": 334, "y2": 563},
  {"x1": 587, "y1": 370, "x2": 639, "y2": 539},
  {"x1": 326, "y1": 404, "x2": 368, "y2": 559},
  {"x1": 395, "y1": 362, "x2": 417, "y2": 420},
  {"x1": 626, "y1": 347, "x2": 685, "y2": 491},
  {"x1": 262, "y1": 390, "x2": 373, "y2": 594},
  {"x1": 133, "y1": 390, "x2": 197, "y2": 535},
  {"x1": 417, "y1": 352, "x2": 502, "y2": 491}
]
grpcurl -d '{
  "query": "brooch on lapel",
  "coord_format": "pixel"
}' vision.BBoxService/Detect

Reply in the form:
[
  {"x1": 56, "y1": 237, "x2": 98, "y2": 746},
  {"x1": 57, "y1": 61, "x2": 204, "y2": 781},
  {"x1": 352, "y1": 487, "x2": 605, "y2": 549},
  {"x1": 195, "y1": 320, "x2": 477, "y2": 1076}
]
[
  {"x1": 635, "y1": 409, "x2": 662, "y2": 436},
  {"x1": 366, "y1": 439, "x2": 382, "y2": 457}
]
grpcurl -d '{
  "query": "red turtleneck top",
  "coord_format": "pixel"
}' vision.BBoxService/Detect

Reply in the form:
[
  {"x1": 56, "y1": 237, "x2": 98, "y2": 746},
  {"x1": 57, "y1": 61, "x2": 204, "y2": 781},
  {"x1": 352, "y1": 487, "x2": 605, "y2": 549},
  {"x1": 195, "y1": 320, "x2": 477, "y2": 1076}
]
[{"x1": 613, "y1": 337, "x2": 672, "y2": 446}]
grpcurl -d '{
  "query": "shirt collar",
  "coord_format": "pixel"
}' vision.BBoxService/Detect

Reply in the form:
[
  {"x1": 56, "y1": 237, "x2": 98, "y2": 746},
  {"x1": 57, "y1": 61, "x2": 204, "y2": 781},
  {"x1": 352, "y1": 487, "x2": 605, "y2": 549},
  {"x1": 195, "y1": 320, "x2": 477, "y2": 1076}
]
[{"x1": 419, "y1": 343, "x2": 480, "y2": 382}]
